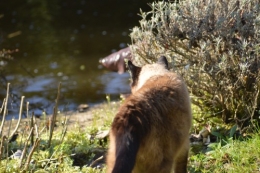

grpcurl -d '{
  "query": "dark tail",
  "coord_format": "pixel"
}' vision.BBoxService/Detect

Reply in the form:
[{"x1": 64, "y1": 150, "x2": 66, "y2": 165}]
[
  {"x1": 112, "y1": 128, "x2": 140, "y2": 173},
  {"x1": 111, "y1": 107, "x2": 150, "y2": 173}
]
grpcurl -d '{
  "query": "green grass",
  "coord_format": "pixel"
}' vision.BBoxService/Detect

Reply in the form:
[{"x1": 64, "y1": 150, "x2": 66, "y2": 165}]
[{"x1": 189, "y1": 133, "x2": 260, "y2": 173}]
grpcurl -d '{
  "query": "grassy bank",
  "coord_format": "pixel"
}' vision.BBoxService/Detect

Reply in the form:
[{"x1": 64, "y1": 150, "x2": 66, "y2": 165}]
[
  {"x1": 1, "y1": 96, "x2": 260, "y2": 172},
  {"x1": 0, "y1": 95, "x2": 121, "y2": 173},
  {"x1": 189, "y1": 132, "x2": 260, "y2": 173}
]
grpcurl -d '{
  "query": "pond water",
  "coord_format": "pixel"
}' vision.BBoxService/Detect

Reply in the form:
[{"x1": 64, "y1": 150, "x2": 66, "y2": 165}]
[{"x1": 0, "y1": 0, "x2": 152, "y2": 118}]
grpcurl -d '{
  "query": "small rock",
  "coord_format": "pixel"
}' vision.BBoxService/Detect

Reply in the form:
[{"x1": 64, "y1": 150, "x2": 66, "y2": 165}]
[
  {"x1": 95, "y1": 130, "x2": 109, "y2": 139},
  {"x1": 11, "y1": 149, "x2": 22, "y2": 159},
  {"x1": 77, "y1": 104, "x2": 89, "y2": 112}
]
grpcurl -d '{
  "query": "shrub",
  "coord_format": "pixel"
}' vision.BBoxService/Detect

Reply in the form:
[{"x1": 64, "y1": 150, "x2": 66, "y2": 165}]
[{"x1": 130, "y1": 0, "x2": 260, "y2": 131}]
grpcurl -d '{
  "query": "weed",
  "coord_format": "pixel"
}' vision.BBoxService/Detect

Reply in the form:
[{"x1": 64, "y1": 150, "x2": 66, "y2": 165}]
[{"x1": 0, "y1": 83, "x2": 121, "y2": 172}]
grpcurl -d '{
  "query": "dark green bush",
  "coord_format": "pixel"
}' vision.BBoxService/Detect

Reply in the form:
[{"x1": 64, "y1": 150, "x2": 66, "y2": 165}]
[{"x1": 130, "y1": 0, "x2": 260, "y2": 131}]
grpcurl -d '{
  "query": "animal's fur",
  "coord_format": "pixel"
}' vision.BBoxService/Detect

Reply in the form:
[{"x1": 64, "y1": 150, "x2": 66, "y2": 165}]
[{"x1": 106, "y1": 56, "x2": 192, "y2": 173}]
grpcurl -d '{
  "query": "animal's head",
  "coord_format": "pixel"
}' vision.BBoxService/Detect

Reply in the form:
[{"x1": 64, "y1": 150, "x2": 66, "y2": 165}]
[{"x1": 127, "y1": 56, "x2": 169, "y2": 93}]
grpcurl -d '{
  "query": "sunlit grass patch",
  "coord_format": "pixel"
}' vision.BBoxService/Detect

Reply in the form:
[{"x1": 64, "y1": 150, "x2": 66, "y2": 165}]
[{"x1": 189, "y1": 133, "x2": 260, "y2": 173}]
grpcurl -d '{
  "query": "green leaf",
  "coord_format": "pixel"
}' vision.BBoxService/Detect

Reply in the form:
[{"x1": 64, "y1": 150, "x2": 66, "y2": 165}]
[
  {"x1": 229, "y1": 124, "x2": 237, "y2": 138},
  {"x1": 211, "y1": 131, "x2": 223, "y2": 138}
]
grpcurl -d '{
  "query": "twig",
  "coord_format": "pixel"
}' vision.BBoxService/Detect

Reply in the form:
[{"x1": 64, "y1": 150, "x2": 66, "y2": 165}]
[
  {"x1": 4, "y1": 119, "x2": 13, "y2": 172},
  {"x1": 22, "y1": 137, "x2": 40, "y2": 172},
  {"x1": 39, "y1": 126, "x2": 46, "y2": 135},
  {"x1": 90, "y1": 156, "x2": 104, "y2": 167},
  {"x1": 0, "y1": 135, "x2": 5, "y2": 159},
  {"x1": 0, "y1": 83, "x2": 10, "y2": 137},
  {"x1": 60, "y1": 125, "x2": 67, "y2": 145},
  {"x1": 59, "y1": 104, "x2": 69, "y2": 144},
  {"x1": 48, "y1": 82, "x2": 61, "y2": 148},
  {"x1": 30, "y1": 112, "x2": 34, "y2": 146},
  {"x1": 34, "y1": 118, "x2": 39, "y2": 139},
  {"x1": 19, "y1": 128, "x2": 34, "y2": 169},
  {"x1": 9, "y1": 96, "x2": 25, "y2": 141},
  {"x1": 0, "y1": 98, "x2": 6, "y2": 114},
  {"x1": 26, "y1": 102, "x2": 29, "y2": 118},
  {"x1": 0, "y1": 98, "x2": 6, "y2": 160}
]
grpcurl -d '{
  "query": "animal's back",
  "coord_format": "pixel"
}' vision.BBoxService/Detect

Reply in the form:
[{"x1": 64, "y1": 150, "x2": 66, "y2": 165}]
[
  {"x1": 132, "y1": 73, "x2": 191, "y2": 173},
  {"x1": 106, "y1": 56, "x2": 192, "y2": 173}
]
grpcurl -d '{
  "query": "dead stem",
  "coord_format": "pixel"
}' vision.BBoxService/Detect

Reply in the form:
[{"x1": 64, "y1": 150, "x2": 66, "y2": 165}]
[
  {"x1": 22, "y1": 137, "x2": 40, "y2": 172},
  {"x1": 26, "y1": 102, "x2": 29, "y2": 118},
  {"x1": 19, "y1": 128, "x2": 34, "y2": 169},
  {"x1": 30, "y1": 112, "x2": 34, "y2": 146},
  {"x1": 48, "y1": 82, "x2": 61, "y2": 148},
  {"x1": 0, "y1": 83, "x2": 10, "y2": 138},
  {"x1": 0, "y1": 98, "x2": 6, "y2": 114},
  {"x1": 9, "y1": 96, "x2": 25, "y2": 141},
  {"x1": 4, "y1": 119, "x2": 13, "y2": 172}
]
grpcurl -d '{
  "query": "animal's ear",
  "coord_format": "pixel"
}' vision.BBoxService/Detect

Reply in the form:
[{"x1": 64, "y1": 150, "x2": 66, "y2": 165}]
[
  {"x1": 127, "y1": 61, "x2": 141, "y2": 86},
  {"x1": 157, "y1": 56, "x2": 168, "y2": 70}
]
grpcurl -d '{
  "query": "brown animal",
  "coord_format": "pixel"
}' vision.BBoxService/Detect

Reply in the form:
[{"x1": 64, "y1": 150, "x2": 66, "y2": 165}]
[{"x1": 106, "y1": 56, "x2": 192, "y2": 173}]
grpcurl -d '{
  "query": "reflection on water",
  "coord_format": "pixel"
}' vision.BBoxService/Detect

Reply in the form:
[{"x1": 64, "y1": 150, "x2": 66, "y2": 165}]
[
  {"x1": 5, "y1": 71, "x2": 130, "y2": 120},
  {"x1": 0, "y1": 0, "x2": 152, "y2": 117},
  {"x1": 100, "y1": 72, "x2": 130, "y2": 94}
]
